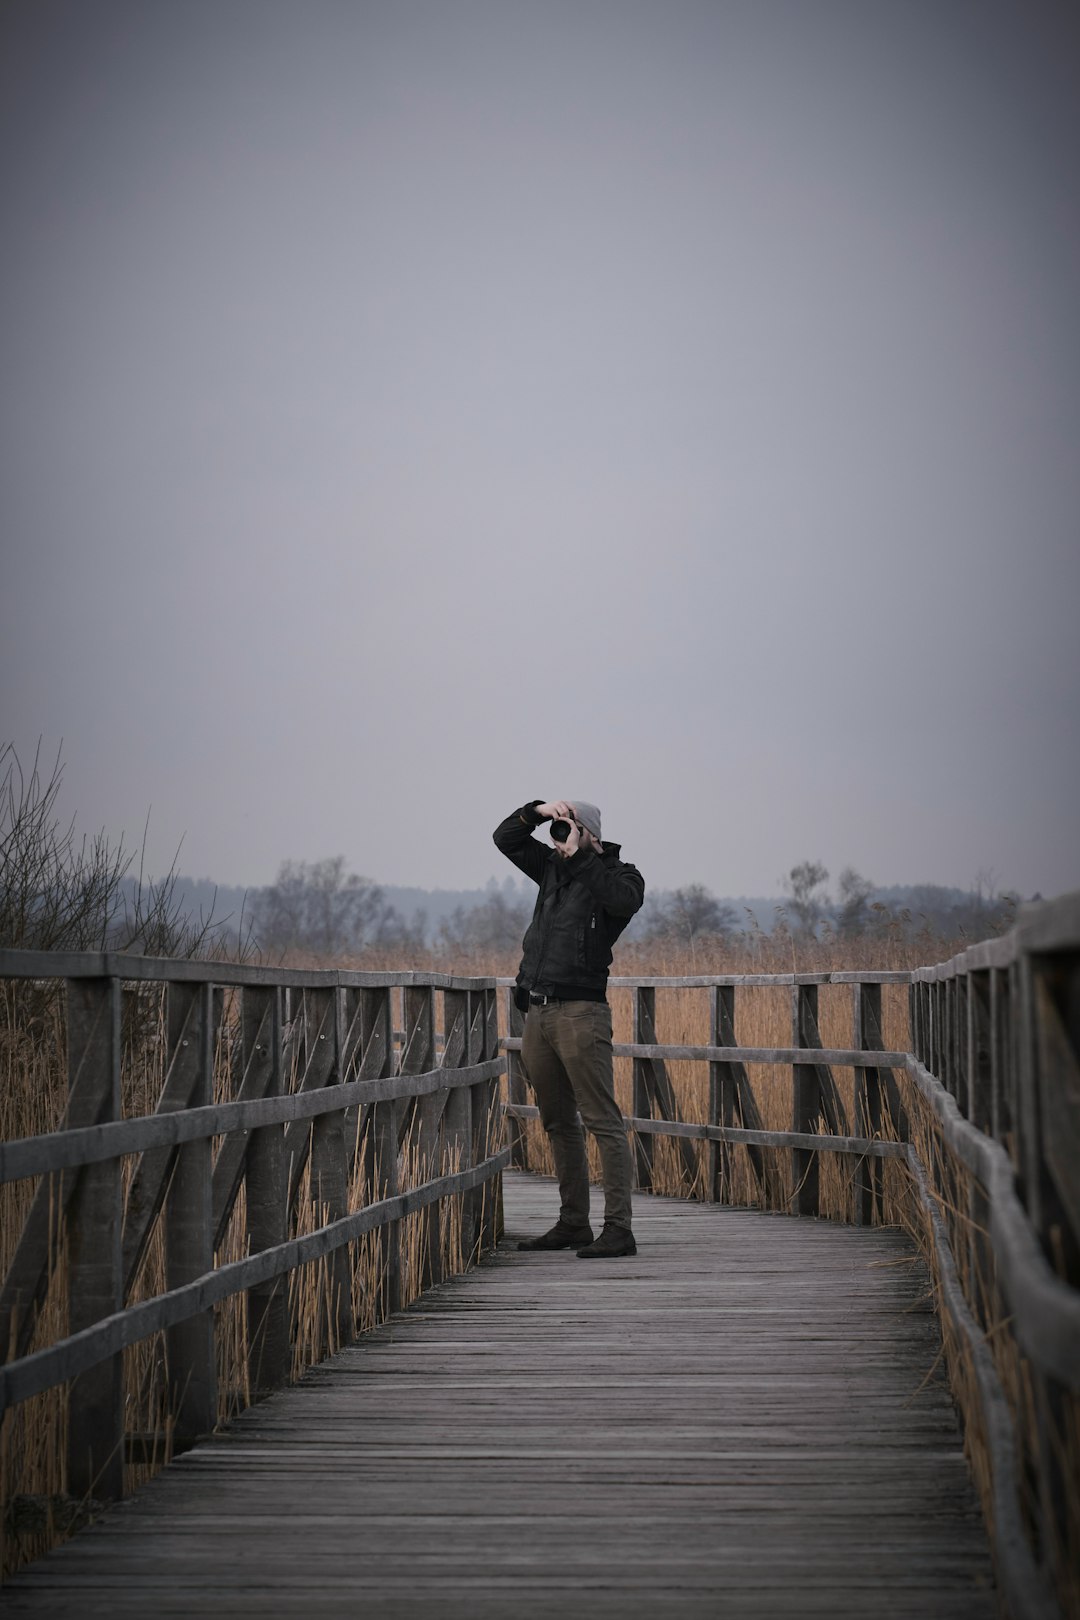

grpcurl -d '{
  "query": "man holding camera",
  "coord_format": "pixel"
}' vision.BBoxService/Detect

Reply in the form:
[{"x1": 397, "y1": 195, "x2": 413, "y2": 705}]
[{"x1": 493, "y1": 798, "x2": 644, "y2": 1258}]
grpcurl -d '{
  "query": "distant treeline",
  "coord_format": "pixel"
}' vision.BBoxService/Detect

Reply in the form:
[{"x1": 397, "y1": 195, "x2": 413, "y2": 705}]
[
  {"x1": 157, "y1": 862, "x2": 1021, "y2": 960},
  {"x1": 0, "y1": 742, "x2": 1025, "y2": 963}
]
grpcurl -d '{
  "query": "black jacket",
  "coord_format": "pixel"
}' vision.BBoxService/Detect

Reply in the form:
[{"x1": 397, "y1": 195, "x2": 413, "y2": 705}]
[{"x1": 493, "y1": 801, "x2": 645, "y2": 1003}]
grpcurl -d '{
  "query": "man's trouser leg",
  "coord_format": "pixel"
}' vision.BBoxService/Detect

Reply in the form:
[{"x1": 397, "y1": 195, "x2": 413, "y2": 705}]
[
  {"x1": 521, "y1": 1006, "x2": 591, "y2": 1227},
  {"x1": 524, "y1": 1001, "x2": 633, "y2": 1232}
]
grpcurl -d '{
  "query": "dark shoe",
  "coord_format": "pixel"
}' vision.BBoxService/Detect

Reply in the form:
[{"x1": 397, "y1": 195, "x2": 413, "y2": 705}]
[
  {"x1": 518, "y1": 1220, "x2": 594, "y2": 1252},
  {"x1": 577, "y1": 1224, "x2": 637, "y2": 1258}
]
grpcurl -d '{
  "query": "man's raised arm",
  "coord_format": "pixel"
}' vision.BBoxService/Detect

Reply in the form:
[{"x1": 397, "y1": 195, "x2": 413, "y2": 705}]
[{"x1": 493, "y1": 800, "x2": 550, "y2": 885}]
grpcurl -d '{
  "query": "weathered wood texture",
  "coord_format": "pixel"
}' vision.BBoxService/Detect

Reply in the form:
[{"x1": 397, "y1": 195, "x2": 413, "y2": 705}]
[
  {"x1": 0, "y1": 972, "x2": 507, "y2": 1494},
  {"x1": 1, "y1": 1173, "x2": 996, "y2": 1620}
]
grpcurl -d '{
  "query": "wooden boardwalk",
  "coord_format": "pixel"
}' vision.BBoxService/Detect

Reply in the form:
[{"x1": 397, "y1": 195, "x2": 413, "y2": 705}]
[{"x1": 4, "y1": 1173, "x2": 996, "y2": 1619}]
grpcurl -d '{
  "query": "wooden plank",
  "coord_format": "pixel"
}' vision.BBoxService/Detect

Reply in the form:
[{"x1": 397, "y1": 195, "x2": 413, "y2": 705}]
[
  {"x1": 64, "y1": 976, "x2": 124, "y2": 1502},
  {"x1": 500, "y1": 1038, "x2": 912, "y2": 1069},
  {"x1": 0, "y1": 949, "x2": 501, "y2": 991},
  {"x1": 502, "y1": 1103, "x2": 905, "y2": 1159}
]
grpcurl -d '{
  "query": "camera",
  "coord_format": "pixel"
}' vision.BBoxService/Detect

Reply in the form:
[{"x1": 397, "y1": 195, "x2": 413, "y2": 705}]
[{"x1": 550, "y1": 818, "x2": 576, "y2": 844}]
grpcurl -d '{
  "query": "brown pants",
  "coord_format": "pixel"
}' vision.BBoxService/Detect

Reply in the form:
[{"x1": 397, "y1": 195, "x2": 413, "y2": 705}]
[{"x1": 520, "y1": 999, "x2": 633, "y2": 1231}]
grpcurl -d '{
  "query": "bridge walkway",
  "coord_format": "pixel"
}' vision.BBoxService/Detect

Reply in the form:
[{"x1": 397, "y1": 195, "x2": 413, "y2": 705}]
[{"x1": 3, "y1": 1173, "x2": 995, "y2": 1619}]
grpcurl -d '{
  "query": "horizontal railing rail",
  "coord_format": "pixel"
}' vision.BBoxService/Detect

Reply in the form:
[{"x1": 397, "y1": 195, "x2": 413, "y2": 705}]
[{"x1": 0, "y1": 957, "x2": 506, "y2": 1536}]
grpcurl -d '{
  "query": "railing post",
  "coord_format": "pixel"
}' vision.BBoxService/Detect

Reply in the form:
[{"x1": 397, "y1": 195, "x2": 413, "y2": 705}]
[
  {"x1": 65, "y1": 976, "x2": 124, "y2": 1502},
  {"x1": 941, "y1": 977, "x2": 953, "y2": 1097},
  {"x1": 366, "y1": 986, "x2": 401, "y2": 1316},
  {"x1": 457, "y1": 990, "x2": 486, "y2": 1262},
  {"x1": 404, "y1": 985, "x2": 441, "y2": 1288},
  {"x1": 309, "y1": 986, "x2": 353, "y2": 1351},
  {"x1": 243, "y1": 985, "x2": 290, "y2": 1398},
  {"x1": 854, "y1": 983, "x2": 884, "y2": 1227},
  {"x1": 708, "y1": 985, "x2": 774, "y2": 1205},
  {"x1": 442, "y1": 988, "x2": 472, "y2": 1269},
  {"x1": 505, "y1": 986, "x2": 529, "y2": 1170},
  {"x1": 707, "y1": 987, "x2": 728, "y2": 1202},
  {"x1": 989, "y1": 967, "x2": 1005, "y2": 1143},
  {"x1": 1026, "y1": 951, "x2": 1079, "y2": 1590},
  {"x1": 791, "y1": 981, "x2": 848, "y2": 1218},
  {"x1": 163, "y1": 980, "x2": 217, "y2": 1448},
  {"x1": 473, "y1": 987, "x2": 502, "y2": 1251},
  {"x1": 792, "y1": 983, "x2": 819, "y2": 1218},
  {"x1": 909, "y1": 977, "x2": 925, "y2": 1068},
  {"x1": 969, "y1": 971, "x2": 993, "y2": 1134},
  {"x1": 1016, "y1": 955, "x2": 1043, "y2": 1234},
  {"x1": 956, "y1": 974, "x2": 971, "y2": 1118},
  {"x1": 1004, "y1": 960, "x2": 1021, "y2": 1164},
  {"x1": 340, "y1": 985, "x2": 367, "y2": 1175},
  {"x1": 632, "y1": 987, "x2": 655, "y2": 1192}
]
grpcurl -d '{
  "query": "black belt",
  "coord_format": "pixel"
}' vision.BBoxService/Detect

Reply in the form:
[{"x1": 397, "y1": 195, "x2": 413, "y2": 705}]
[{"x1": 529, "y1": 993, "x2": 565, "y2": 1005}]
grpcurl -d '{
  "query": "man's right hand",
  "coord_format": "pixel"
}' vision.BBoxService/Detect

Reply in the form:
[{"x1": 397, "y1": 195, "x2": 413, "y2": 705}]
[{"x1": 535, "y1": 800, "x2": 574, "y2": 822}]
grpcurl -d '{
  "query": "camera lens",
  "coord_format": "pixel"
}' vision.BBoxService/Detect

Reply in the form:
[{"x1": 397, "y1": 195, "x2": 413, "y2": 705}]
[{"x1": 550, "y1": 818, "x2": 573, "y2": 843}]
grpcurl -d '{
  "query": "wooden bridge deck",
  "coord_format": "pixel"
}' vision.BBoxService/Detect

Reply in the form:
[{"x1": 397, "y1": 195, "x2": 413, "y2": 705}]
[{"x1": 4, "y1": 1173, "x2": 996, "y2": 1619}]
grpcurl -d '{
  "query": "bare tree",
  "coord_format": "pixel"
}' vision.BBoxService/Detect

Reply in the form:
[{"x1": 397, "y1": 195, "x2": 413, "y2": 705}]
[
  {"x1": 253, "y1": 856, "x2": 396, "y2": 956},
  {"x1": 438, "y1": 889, "x2": 531, "y2": 954},
  {"x1": 0, "y1": 740, "x2": 227, "y2": 956},
  {"x1": 785, "y1": 861, "x2": 830, "y2": 937},
  {"x1": 640, "y1": 884, "x2": 738, "y2": 948},
  {"x1": 836, "y1": 867, "x2": 875, "y2": 937}
]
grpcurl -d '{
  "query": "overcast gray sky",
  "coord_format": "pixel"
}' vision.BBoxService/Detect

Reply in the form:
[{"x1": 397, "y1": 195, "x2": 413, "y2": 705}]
[{"x1": 2, "y1": 0, "x2": 1078, "y2": 902}]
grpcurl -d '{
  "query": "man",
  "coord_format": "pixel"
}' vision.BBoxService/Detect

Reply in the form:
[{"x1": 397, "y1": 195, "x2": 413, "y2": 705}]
[{"x1": 493, "y1": 798, "x2": 645, "y2": 1258}]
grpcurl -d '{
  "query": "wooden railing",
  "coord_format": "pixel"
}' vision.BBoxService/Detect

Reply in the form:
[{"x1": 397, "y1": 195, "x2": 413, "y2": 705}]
[
  {"x1": 503, "y1": 968, "x2": 914, "y2": 1218},
  {"x1": 2, "y1": 896, "x2": 1078, "y2": 1615},
  {"x1": 502, "y1": 891, "x2": 1080, "y2": 1620},
  {"x1": 0, "y1": 955, "x2": 506, "y2": 1528}
]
